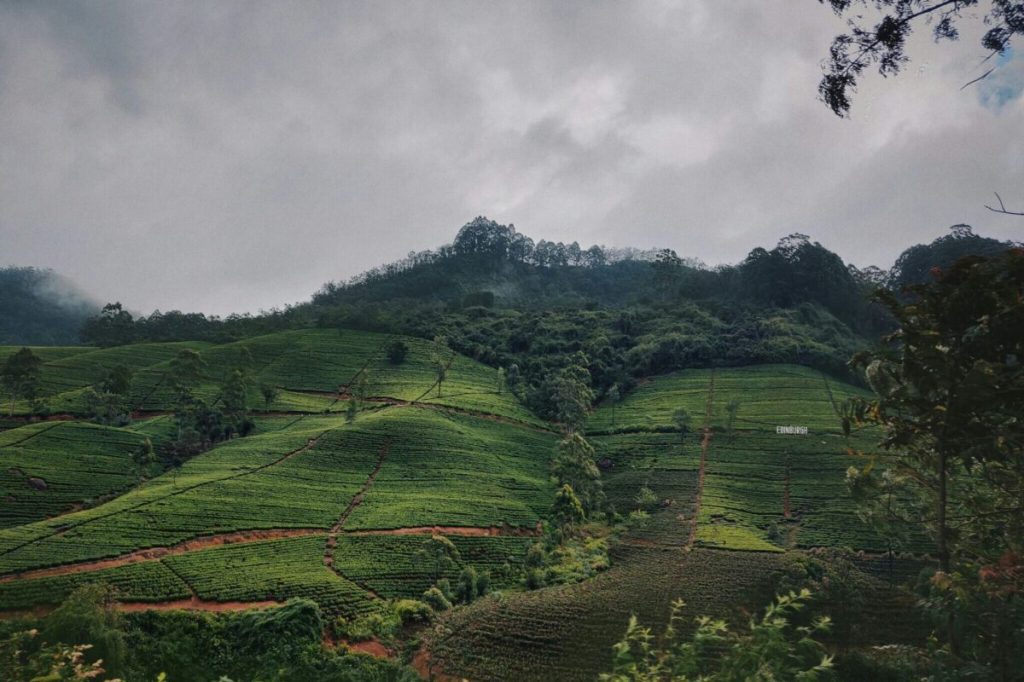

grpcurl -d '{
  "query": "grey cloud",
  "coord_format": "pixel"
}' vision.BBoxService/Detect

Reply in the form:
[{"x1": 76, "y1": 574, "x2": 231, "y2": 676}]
[{"x1": 1, "y1": 1, "x2": 1021, "y2": 316}]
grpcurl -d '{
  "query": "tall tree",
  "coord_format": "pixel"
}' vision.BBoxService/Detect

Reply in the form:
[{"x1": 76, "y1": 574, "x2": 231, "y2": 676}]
[
  {"x1": 551, "y1": 352, "x2": 595, "y2": 433},
  {"x1": 673, "y1": 408, "x2": 693, "y2": 451},
  {"x1": 725, "y1": 400, "x2": 741, "y2": 441},
  {"x1": 85, "y1": 364, "x2": 134, "y2": 425},
  {"x1": 430, "y1": 335, "x2": 451, "y2": 398},
  {"x1": 847, "y1": 249, "x2": 1024, "y2": 665},
  {"x1": 1, "y1": 347, "x2": 42, "y2": 416},
  {"x1": 80, "y1": 302, "x2": 136, "y2": 347},
  {"x1": 552, "y1": 432, "x2": 604, "y2": 515}
]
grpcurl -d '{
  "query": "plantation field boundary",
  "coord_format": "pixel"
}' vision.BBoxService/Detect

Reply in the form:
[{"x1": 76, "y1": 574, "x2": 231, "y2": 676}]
[
  {"x1": 0, "y1": 528, "x2": 325, "y2": 583},
  {"x1": 0, "y1": 422, "x2": 66, "y2": 449},
  {"x1": 0, "y1": 423, "x2": 334, "y2": 562},
  {"x1": 0, "y1": 597, "x2": 287, "y2": 620},
  {"x1": 0, "y1": 521, "x2": 541, "y2": 589},
  {"x1": 287, "y1": 388, "x2": 553, "y2": 432},
  {"x1": 324, "y1": 437, "x2": 391, "y2": 572}
]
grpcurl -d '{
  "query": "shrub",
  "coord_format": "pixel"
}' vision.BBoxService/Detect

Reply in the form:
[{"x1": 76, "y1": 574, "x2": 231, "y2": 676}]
[
  {"x1": 393, "y1": 599, "x2": 433, "y2": 625},
  {"x1": 422, "y1": 587, "x2": 452, "y2": 612},
  {"x1": 385, "y1": 340, "x2": 409, "y2": 365}
]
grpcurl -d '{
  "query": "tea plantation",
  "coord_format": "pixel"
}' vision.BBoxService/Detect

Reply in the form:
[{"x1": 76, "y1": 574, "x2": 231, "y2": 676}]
[{"x1": 0, "y1": 335, "x2": 931, "y2": 680}]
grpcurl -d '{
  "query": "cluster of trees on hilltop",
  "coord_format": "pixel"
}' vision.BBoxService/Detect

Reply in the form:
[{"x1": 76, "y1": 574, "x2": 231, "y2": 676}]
[
  {"x1": 79, "y1": 302, "x2": 316, "y2": 347},
  {"x1": 72, "y1": 222, "x2": 1021, "y2": 411},
  {"x1": 315, "y1": 217, "x2": 652, "y2": 302}
]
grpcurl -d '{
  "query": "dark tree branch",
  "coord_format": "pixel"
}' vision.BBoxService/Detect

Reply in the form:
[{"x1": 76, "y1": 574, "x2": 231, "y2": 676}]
[
  {"x1": 960, "y1": 66, "x2": 995, "y2": 90},
  {"x1": 985, "y1": 192, "x2": 1024, "y2": 216}
]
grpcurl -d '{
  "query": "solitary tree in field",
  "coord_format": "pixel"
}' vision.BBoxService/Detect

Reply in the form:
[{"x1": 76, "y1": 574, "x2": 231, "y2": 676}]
[
  {"x1": 259, "y1": 383, "x2": 278, "y2": 411},
  {"x1": 607, "y1": 384, "x2": 621, "y2": 428},
  {"x1": 169, "y1": 349, "x2": 205, "y2": 403},
  {"x1": 385, "y1": 339, "x2": 409, "y2": 365},
  {"x1": 506, "y1": 363, "x2": 521, "y2": 395},
  {"x1": 347, "y1": 370, "x2": 370, "y2": 424},
  {"x1": 86, "y1": 364, "x2": 134, "y2": 425},
  {"x1": 430, "y1": 335, "x2": 451, "y2": 398},
  {"x1": 220, "y1": 368, "x2": 250, "y2": 437},
  {"x1": 725, "y1": 400, "x2": 741, "y2": 440},
  {"x1": 1, "y1": 347, "x2": 42, "y2": 416},
  {"x1": 169, "y1": 349, "x2": 206, "y2": 439},
  {"x1": 673, "y1": 408, "x2": 692, "y2": 451},
  {"x1": 496, "y1": 366, "x2": 506, "y2": 395}
]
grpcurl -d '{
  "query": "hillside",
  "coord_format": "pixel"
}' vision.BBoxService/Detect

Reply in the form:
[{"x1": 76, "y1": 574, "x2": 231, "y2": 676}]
[
  {"x1": 0, "y1": 227, "x2": 1018, "y2": 680},
  {"x1": 0, "y1": 325, "x2": 935, "y2": 679}
]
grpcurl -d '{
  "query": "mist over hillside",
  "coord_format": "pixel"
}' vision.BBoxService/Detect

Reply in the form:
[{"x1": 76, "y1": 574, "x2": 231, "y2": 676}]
[{"x1": 0, "y1": 267, "x2": 99, "y2": 345}]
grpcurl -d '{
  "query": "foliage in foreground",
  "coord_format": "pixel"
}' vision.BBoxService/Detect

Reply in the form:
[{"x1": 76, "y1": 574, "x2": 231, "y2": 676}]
[
  {"x1": 0, "y1": 586, "x2": 418, "y2": 682},
  {"x1": 846, "y1": 249, "x2": 1024, "y2": 675},
  {"x1": 600, "y1": 589, "x2": 833, "y2": 682}
]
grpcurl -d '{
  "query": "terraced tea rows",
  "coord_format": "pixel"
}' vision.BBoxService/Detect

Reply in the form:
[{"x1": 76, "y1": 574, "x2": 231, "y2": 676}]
[
  {"x1": 425, "y1": 545, "x2": 792, "y2": 682},
  {"x1": 0, "y1": 561, "x2": 191, "y2": 612},
  {"x1": 590, "y1": 364, "x2": 871, "y2": 435},
  {"x1": 332, "y1": 535, "x2": 532, "y2": 598},
  {"x1": 10, "y1": 329, "x2": 545, "y2": 430},
  {"x1": 0, "y1": 421, "x2": 157, "y2": 528},
  {"x1": 165, "y1": 535, "x2": 376, "y2": 616}
]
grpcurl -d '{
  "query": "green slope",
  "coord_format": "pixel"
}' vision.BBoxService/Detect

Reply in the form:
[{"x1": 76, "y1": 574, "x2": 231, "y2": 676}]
[
  {"x1": 0, "y1": 406, "x2": 553, "y2": 575},
  {"x1": 0, "y1": 421, "x2": 162, "y2": 529}
]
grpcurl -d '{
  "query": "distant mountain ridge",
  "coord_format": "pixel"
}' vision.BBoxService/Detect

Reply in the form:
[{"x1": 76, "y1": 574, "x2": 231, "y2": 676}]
[
  {"x1": 3, "y1": 220, "x2": 1018, "y2": 349},
  {"x1": 0, "y1": 267, "x2": 99, "y2": 345}
]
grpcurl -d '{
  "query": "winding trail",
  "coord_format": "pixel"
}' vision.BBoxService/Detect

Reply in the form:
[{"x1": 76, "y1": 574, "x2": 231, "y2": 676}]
[
  {"x1": 323, "y1": 438, "x2": 391, "y2": 598},
  {"x1": 0, "y1": 597, "x2": 285, "y2": 620}
]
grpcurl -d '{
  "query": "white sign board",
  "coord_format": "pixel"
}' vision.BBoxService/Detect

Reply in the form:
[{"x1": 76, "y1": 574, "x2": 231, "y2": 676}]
[{"x1": 776, "y1": 425, "x2": 808, "y2": 435}]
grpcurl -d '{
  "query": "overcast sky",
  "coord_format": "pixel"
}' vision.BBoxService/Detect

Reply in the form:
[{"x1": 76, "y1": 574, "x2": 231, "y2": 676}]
[{"x1": 1, "y1": 1, "x2": 1021, "y2": 316}]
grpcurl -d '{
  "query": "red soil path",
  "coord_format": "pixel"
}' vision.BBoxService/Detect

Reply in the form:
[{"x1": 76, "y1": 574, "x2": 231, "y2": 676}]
[
  {"x1": 412, "y1": 648, "x2": 464, "y2": 682},
  {"x1": 117, "y1": 596, "x2": 282, "y2": 613},
  {"x1": 0, "y1": 528, "x2": 323, "y2": 583},
  {"x1": 344, "y1": 639, "x2": 394, "y2": 659},
  {"x1": 0, "y1": 598, "x2": 283, "y2": 620}
]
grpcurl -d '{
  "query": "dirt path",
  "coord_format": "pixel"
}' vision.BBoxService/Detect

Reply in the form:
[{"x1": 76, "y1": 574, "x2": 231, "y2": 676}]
[
  {"x1": 323, "y1": 439, "x2": 391, "y2": 596},
  {"x1": 346, "y1": 524, "x2": 541, "y2": 538},
  {"x1": 1, "y1": 523, "x2": 537, "y2": 585},
  {"x1": 117, "y1": 596, "x2": 283, "y2": 613},
  {"x1": 0, "y1": 597, "x2": 284, "y2": 620},
  {"x1": 342, "y1": 638, "x2": 395, "y2": 659},
  {"x1": 0, "y1": 528, "x2": 324, "y2": 583},
  {"x1": 412, "y1": 647, "x2": 463, "y2": 682},
  {"x1": 688, "y1": 370, "x2": 716, "y2": 547}
]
